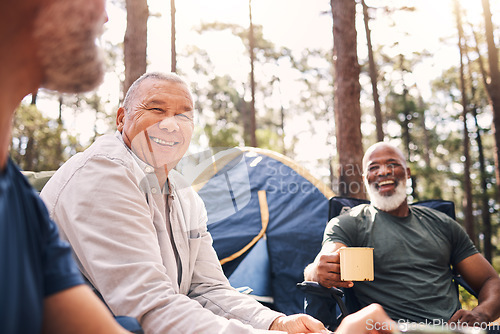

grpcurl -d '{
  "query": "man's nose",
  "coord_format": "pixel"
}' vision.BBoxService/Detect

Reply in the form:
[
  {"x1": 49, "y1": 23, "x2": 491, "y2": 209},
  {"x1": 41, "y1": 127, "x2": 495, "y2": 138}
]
[
  {"x1": 158, "y1": 116, "x2": 179, "y2": 132},
  {"x1": 378, "y1": 164, "x2": 391, "y2": 176}
]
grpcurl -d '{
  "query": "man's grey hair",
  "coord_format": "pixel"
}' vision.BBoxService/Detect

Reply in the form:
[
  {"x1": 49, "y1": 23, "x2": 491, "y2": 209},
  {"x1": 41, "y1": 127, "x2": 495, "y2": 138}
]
[
  {"x1": 122, "y1": 72, "x2": 192, "y2": 115},
  {"x1": 362, "y1": 142, "x2": 407, "y2": 175}
]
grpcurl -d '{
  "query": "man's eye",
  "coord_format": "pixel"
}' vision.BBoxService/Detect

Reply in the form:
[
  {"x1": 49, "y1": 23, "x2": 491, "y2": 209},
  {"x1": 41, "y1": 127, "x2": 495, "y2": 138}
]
[
  {"x1": 149, "y1": 108, "x2": 164, "y2": 113},
  {"x1": 368, "y1": 166, "x2": 379, "y2": 171},
  {"x1": 176, "y1": 113, "x2": 193, "y2": 121}
]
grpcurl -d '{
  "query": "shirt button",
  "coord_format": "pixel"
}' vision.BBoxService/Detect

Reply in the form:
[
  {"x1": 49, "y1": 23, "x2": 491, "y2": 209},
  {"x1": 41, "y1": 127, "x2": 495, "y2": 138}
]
[
  {"x1": 145, "y1": 166, "x2": 153, "y2": 173},
  {"x1": 151, "y1": 188, "x2": 157, "y2": 194}
]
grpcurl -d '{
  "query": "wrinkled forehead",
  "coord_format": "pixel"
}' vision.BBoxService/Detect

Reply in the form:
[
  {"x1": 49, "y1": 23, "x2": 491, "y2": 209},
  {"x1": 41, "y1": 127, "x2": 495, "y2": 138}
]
[
  {"x1": 363, "y1": 144, "x2": 406, "y2": 171},
  {"x1": 134, "y1": 78, "x2": 193, "y2": 107}
]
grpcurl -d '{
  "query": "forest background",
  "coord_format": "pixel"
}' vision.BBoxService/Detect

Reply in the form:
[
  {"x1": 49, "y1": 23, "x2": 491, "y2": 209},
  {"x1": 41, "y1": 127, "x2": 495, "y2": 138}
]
[{"x1": 11, "y1": 0, "x2": 500, "y2": 275}]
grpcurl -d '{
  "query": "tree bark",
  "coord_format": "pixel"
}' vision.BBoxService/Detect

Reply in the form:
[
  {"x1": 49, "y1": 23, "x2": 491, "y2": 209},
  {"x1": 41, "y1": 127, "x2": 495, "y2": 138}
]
[
  {"x1": 473, "y1": 107, "x2": 492, "y2": 259},
  {"x1": 170, "y1": 0, "x2": 176, "y2": 73},
  {"x1": 248, "y1": 0, "x2": 257, "y2": 147},
  {"x1": 31, "y1": 90, "x2": 38, "y2": 105},
  {"x1": 418, "y1": 96, "x2": 431, "y2": 168},
  {"x1": 361, "y1": 0, "x2": 383, "y2": 142},
  {"x1": 468, "y1": 24, "x2": 493, "y2": 260},
  {"x1": 482, "y1": 0, "x2": 500, "y2": 194},
  {"x1": 455, "y1": 0, "x2": 476, "y2": 244},
  {"x1": 331, "y1": 0, "x2": 365, "y2": 198},
  {"x1": 124, "y1": 0, "x2": 148, "y2": 94}
]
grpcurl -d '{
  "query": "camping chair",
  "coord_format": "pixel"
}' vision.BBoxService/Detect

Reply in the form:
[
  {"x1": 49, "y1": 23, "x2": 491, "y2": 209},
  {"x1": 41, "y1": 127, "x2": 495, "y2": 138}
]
[{"x1": 298, "y1": 196, "x2": 478, "y2": 331}]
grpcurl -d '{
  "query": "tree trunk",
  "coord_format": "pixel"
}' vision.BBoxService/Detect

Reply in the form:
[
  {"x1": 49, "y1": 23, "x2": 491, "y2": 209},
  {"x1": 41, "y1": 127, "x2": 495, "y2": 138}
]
[
  {"x1": 55, "y1": 96, "x2": 64, "y2": 166},
  {"x1": 418, "y1": 96, "x2": 431, "y2": 168},
  {"x1": 455, "y1": 0, "x2": 476, "y2": 244},
  {"x1": 468, "y1": 24, "x2": 494, "y2": 260},
  {"x1": 401, "y1": 86, "x2": 418, "y2": 199},
  {"x1": 361, "y1": 0, "x2": 383, "y2": 142},
  {"x1": 248, "y1": 0, "x2": 257, "y2": 147},
  {"x1": 482, "y1": 0, "x2": 500, "y2": 194},
  {"x1": 331, "y1": 0, "x2": 364, "y2": 198},
  {"x1": 473, "y1": 107, "x2": 492, "y2": 260},
  {"x1": 280, "y1": 104, "x2": 286, "y2": 155},
  {"x1": 170, "y1": 0, "x2": 176, "y2": 73},
  {"x1": 124, "y1": 0, "x2": 148, "y2": 94},
  {"x1": 31, "y1": 90, "x2": 38, "y2": 105}
]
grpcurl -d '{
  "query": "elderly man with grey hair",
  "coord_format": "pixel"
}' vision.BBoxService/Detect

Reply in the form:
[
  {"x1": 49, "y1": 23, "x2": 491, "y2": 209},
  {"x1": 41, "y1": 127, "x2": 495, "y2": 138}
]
[
  {"x1": 41, "y1": 72, "x2": 327, "y2": 334},
  {"x1": 304, "y1": 142, "x2": 500, "y2": 327}
]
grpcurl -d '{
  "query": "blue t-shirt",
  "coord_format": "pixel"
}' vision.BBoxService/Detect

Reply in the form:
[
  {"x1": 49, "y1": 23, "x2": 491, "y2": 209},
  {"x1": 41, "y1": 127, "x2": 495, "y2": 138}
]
[{"x1": 0, "y1": 159, "x2": 84, "y2": 333}]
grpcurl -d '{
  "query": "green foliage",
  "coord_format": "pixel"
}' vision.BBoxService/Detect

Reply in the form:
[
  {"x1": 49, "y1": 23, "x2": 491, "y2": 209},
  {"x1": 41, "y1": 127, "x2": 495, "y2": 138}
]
[
  {"x1": 10, "y1": 104, "x2": 72, "y2": 171},
  {"x1": 458, "y1": 285, "x2": 477, "y2": 311},
  {"x1": 204, "y1": 124, "x2": 240, "y2": 148},
  {"x1": 189, "y1": 21, "x2": 295, "y2": 151},
  {"x1": 256, "y1": 129, "x2": 283, "y2": 152}
]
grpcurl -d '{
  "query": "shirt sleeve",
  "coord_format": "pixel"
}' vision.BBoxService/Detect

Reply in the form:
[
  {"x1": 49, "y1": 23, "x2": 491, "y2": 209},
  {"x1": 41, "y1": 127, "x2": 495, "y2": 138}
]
[
  {"x1": 447, "y1": 215, "x2": 478, "y2": 266},
  {"x1": 323, "y1": 213, "x2": 359, "y2": 247},
  {"x1": 36, "y1": 195, "x2": 84, "y2": 296}
]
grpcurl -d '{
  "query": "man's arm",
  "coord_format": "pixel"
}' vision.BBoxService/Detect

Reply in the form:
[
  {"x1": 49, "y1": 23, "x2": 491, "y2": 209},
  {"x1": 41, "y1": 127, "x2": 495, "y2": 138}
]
[
  {"x1": 449, "y1": 253, "x2": 500, "y2": 325},
  {"x1": 303, "y1": 241, "x2": 353, "y2": 288},
  {"x1": 42, "y1": 285, "x2": 128, "y2": 334}
]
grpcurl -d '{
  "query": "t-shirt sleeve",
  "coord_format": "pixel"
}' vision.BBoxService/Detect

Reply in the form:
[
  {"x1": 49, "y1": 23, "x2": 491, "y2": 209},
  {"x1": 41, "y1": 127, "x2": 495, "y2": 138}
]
[
  {"x1": 38, "y1": 196, "x2": 84, "y2": 297},
  {"x1": 323, "y1": 214, "x2": 358, "y2": 247},
  {"x1": 447, "y1": 215, "x2": 478, "y2": 266}
]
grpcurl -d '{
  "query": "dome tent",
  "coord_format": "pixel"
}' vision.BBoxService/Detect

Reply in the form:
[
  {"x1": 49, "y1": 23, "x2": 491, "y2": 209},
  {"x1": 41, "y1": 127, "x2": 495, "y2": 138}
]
[{"x1": 189, "y1": 147, "x2": 334, "y2": 315}]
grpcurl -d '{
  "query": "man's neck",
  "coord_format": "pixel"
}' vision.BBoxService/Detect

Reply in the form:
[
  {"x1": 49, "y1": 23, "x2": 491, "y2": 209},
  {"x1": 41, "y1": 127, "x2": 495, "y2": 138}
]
[
  {"x1": 154, "y1": 166, "x2": 169, "y2": 191},
  {"x1": 383, "y1": 202, "x2": 410, "y2": 217},
  {"x1": 0, "y1": 22, "x2": 42, "y2": 170}
]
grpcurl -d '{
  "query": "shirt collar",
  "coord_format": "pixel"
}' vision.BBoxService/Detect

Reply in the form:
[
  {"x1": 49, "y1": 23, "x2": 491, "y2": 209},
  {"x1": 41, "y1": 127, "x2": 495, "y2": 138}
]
[{"x1": 115, "y1": 131, "x2": 173, "y2": 195}]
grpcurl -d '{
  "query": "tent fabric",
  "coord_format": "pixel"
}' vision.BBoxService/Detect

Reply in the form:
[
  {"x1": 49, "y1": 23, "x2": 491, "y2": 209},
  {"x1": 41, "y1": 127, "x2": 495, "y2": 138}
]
[{"x1": 196, "y1": 147, "x2": 334, "y2": 315}]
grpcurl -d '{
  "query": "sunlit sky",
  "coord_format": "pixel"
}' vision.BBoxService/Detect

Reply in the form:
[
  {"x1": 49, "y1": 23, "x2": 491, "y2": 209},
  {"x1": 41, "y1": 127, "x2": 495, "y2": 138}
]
[{"x1": 35, "y1": 0, "x2": 499, "y2": 180}]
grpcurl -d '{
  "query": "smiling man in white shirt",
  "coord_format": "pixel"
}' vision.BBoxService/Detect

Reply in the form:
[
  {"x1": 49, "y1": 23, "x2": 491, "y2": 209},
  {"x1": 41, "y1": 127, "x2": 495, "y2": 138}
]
[{"x1": 41, "y1": 72, "x2": 327, "y2": 334}]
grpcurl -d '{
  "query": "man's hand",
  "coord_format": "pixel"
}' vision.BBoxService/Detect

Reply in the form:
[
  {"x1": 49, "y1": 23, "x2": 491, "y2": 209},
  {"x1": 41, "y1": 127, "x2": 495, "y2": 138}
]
[
  {"x1": 269, "y1": 314, "x2": 327, "y2": 333},
  {"x1": 448, "y1": 309, "x2": 490, "y2": 327},
  {"x1": 314, "y1": 251, "x2": 353, "y2": 289}
]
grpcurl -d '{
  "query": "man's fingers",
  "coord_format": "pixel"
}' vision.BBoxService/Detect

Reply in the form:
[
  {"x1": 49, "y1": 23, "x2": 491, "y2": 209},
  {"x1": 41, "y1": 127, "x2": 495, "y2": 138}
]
[{"x1": 318, "y1": 276, "x2": 353, "y2": 288}]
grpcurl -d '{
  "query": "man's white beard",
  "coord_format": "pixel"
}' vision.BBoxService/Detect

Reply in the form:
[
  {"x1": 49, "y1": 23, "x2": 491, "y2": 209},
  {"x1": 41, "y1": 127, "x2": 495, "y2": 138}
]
[
  {"x1": 34, "y1": 0, "x2": 105, "y2": 93},
  {"x1": 366, "y1": 179, "x2": 408, "y2": 212}
]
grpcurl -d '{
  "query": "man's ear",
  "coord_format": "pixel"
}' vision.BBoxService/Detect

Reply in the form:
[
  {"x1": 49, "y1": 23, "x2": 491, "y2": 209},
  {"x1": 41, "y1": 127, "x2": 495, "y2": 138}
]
[
  {"x1": 116, "y1": 107, "x2": 125, "y2": 132},
  {"x1": 406, "y1": 167, "x2": 411, "y2": 179}
]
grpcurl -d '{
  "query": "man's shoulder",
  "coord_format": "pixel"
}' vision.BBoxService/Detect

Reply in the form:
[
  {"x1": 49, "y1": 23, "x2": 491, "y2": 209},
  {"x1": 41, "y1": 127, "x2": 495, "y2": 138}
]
[
  {"x1": 41, "y1": 134, "x2": 132, "y2": 201},
  {"x1": 410, "y1": 204, "x2": 454, "y2": 222},
  {"x1": 83, "y1": 133, "x2": 129, "y2": 159},
  {"x1": 337, "y1": 203, "x2": 373, "y2": 219},
  {"x1": 332, "y1": 203, "x2": 374, "y2": 228},
  {"x1": 59, "y1": 134, "x2": 129, "y2": 171}
]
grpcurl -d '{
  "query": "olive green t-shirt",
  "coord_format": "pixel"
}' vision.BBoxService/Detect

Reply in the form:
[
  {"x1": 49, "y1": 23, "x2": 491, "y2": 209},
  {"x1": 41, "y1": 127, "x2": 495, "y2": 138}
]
[{"x1": 324, "y1": 204, "x2": 478, "y2": 323}]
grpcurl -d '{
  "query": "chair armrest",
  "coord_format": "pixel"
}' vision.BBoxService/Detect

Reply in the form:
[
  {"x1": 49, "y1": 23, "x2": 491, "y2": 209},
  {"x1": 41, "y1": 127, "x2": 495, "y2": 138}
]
[
  {"x1": 296, "y1": 281, "x2": 344, "y2": 298},
  {"x1": 297, "y1": 281, "x2": 349, "y2": 329}
]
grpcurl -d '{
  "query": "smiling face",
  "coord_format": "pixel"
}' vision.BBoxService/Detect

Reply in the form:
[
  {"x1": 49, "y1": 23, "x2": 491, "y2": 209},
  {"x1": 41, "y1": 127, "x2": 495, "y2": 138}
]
[
  {"x1": 363, "y1": 144, "x2": 411, "y2": 216},
  {"x1": 117, "y1": 78, "x2": 194, "y2": 174}
]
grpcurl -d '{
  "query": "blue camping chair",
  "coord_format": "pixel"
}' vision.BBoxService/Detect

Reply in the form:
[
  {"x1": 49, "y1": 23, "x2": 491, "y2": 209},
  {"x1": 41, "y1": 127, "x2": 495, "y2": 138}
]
[{"x1": 298, "y1": 196, "x2": 478, "y2": 331}]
